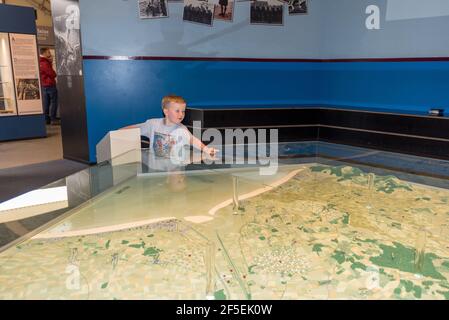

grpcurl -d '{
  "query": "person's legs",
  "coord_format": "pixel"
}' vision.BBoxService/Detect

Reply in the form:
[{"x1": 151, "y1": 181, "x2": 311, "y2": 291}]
[
  {"x1": 42, "y1": 87, "x2": 51, "y2": 124},
  {"x1": 48, "y1": 86, "x2": 59, "y2": 122}
]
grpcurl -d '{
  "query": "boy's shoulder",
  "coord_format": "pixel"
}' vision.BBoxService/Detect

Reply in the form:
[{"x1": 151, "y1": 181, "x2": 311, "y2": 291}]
[
  {"x1": 142, "y1": 118, "x2": 188, "y2": 133},
  {"x1": 144, "y1": 118, "x2": 164, "y2": 126}
]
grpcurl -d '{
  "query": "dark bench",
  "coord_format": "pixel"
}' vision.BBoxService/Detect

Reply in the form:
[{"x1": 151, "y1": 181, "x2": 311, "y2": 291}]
[{"x1": 183, "y1": 106, "x2": 449, "y2": 160}]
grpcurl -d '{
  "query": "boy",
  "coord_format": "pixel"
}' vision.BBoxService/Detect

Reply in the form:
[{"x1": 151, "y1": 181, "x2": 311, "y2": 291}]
[{"x1": 122, "y1": 95, "x2": 217, "y2": 159}]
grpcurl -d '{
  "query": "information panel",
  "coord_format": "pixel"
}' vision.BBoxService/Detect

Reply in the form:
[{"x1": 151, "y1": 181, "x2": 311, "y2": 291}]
[{"x1": 9, "y1": 33, "x2": 43, "y2": 115}]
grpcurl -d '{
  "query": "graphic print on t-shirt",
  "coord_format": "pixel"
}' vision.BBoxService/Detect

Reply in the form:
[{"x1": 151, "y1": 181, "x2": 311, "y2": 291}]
[{"x1": 153, "y1": 131, "x2": 176, "y2": 158}]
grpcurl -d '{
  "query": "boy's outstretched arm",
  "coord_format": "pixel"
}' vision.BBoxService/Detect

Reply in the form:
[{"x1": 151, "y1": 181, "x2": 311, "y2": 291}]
[{"x1": 189, "y1": 131, "x2": 219, "y2": 156}]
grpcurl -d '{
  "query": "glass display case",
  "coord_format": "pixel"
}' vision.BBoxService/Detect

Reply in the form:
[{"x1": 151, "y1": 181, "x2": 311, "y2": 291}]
[
  {"x1": 1, "y1": 142, "x2": 449, "y2": 300},
  {"x1": 0, "y1": 32, "x2": 17, "y2": 116}
]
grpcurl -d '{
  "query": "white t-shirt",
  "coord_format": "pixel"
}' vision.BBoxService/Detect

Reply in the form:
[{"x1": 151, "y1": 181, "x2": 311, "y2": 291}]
[
  {"x1": 142, "y1": 151, "x2": 185, "y2": 172},
  {"x1": 138, "y1": 118, "x2": 191, "y2": 158}
]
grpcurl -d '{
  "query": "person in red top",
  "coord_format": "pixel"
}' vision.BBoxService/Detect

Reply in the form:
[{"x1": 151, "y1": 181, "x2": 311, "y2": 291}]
[{"x1": 39, "y1": 47, "x2": 59, "y2": 125}]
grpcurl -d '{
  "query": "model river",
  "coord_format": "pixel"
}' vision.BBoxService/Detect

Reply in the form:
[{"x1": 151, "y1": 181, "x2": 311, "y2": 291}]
[{"x1": 1, "y1": 163, "x2": 449, "y2": 300}]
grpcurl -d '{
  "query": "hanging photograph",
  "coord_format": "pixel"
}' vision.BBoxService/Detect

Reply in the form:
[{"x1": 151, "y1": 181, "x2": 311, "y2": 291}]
[
  {"x1": 287, "y1": 0, "x2": 308, "y2": 15},
  {"x1": 183, "y1": 0, "x2": 214, "y2": 26},
  {"x1": 250, "y1": 0, "x2": 284, "y2": 25},
  {"x1": 138, "y1": 0, "x2": 169, "y2": 19},
  {"x1": 212, "y1": 0, "x2": 235, "y2": 22}
]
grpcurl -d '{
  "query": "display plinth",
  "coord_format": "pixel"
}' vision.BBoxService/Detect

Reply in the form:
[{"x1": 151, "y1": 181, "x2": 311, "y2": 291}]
[{"x1": 96, "y1": 128, "x2": 142, "y2": 165}]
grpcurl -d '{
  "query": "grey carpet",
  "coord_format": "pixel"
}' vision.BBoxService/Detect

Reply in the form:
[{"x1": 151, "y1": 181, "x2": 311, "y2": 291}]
[{"x1": 0, "y1": 159, "x2": 88, "y2": 203}]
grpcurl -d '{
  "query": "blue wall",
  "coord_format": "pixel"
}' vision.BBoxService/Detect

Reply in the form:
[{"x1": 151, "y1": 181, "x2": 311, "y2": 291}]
[
  {"x1": 78, "y1": 0, "x2": 449, "y2": 162},
  {"x1": 319, "y1": 61, "x2": 449, "y2": 113},
  {"x1": 0, "y1": 4, "x2": 36, "y2": 34},
  {"x1": 316, "y1": 0, "x2": 449, "y2": 115},
  {"x1": 0, "y1": 4, "x2": 45, "y2": 142},
  {"x1": 83, "y1": 59, "x2": 322, "y2": 162},
  {"x1": 0, "y1": 115, "x2": 46, "y2": 141}
]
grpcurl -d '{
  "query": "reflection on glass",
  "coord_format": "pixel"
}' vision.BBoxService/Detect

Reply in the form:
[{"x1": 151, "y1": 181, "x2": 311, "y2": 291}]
[{"x1": 0, "y1": 186, "x2": 68, "y2": 223}]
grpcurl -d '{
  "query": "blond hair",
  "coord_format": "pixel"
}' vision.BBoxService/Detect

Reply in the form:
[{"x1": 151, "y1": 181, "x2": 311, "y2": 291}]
[{"x1": 161, "y1": 95, "x2": 186, "y2": 110}]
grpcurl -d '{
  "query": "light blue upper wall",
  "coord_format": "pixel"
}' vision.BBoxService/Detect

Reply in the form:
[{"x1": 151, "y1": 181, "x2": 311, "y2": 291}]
[
  {"x1": 319, "y1": 0, "x2": 449, "y2": 58},
  {"x1": 79, "y1": 0, "x2": 449, "y2": 59},
  {"x1": 79, "y1": 0, "x2": 323, "y2": 58},
  {"x1": 318, "y1": 61, "x2": 449, "y2": 111}
]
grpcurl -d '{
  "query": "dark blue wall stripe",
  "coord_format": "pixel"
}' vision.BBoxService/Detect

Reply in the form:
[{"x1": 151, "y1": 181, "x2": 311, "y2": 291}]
[
  {"x1": 82, "y1": 55, "x2": 449, "y2": 63},
  {"x1": 0, "y1": 115, "x2": 46, "y2": 141},
  {"x1": 0, "y1": 4, "x2": 36, "y2": 34}
]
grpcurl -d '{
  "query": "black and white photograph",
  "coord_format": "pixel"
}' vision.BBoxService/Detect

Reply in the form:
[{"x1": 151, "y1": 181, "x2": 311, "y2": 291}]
[
  {"x1": 212, "y1": 0, "x2": 234, "y2": 22},
  {"x1": 16, "y1": 79, "x2": 40, "y2": 101},
  {"x1": 138, "y1": 0, "x2": 169, "y2": 19},
  {"x1": 250, "y1": 0, "x2": 284, "y2": 25},
  {"x1": 287, "y1": 0, "x2": 307, "y2": 15},
  {"x1": 183, "y1": 0, "x2": 214, "y2": 26},
  {"x1": 50, "y1": 0, "x2": 83, "y2": 76}
]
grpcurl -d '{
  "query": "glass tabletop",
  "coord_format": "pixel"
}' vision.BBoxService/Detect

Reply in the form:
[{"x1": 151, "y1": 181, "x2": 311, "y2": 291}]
[{"x1": 1, "y1": 142, "x2": 449, "y2": 299}]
